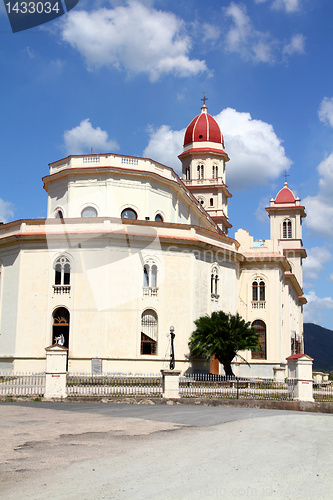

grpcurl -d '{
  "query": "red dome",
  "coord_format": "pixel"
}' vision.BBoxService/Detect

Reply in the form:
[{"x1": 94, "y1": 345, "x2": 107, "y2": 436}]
[
  {"x1": 184, "y1": 106, "x2": 223, "y2": 146},
  {"x1": 275, "y1": 183, "x2": 296, "y2": 204}
]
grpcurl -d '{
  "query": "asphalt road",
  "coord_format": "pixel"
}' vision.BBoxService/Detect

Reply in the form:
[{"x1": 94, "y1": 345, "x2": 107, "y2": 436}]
[{"x1": 1, "y1": 401, "x2": 332, "y2": 500}]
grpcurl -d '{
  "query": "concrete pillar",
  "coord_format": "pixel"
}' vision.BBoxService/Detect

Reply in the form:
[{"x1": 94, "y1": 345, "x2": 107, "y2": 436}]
[
  {"x1": 44, "y1": 344, "x2": 68, "y2": 399},
  {"x1": 286, "y1": 354, "x2": 314, "y2": 402},
  {"x1": 161, "y1": 369, "x2": 181, "y2": 399}
]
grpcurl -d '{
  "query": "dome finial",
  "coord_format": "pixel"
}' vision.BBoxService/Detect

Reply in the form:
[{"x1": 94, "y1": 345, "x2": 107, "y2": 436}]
[
  {"x1": 283, "y1": 169, "x2": 289, "y2": 186},
  {"x1": 201, "y1": 92, "x2": 208, "y2": 113}
]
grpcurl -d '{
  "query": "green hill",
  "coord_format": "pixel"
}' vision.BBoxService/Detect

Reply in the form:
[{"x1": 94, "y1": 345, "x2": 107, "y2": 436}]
[{"x1": 304, "y1": 323, "x2": 333, "y2": 372}]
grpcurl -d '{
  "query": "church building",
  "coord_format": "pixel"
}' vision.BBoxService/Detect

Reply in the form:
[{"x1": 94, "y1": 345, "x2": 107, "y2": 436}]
[{"x1": 0, "y1": 103, "x2": 307, "y2": 378}]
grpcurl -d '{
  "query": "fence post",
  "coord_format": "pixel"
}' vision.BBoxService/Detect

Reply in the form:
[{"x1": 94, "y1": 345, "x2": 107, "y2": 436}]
[
  {"x1": 286, "y1": 354, "x2": 314, "y2": 402},
  {"x1": 44, "y1": 344, "x2": 68, "y2": 399},
  {"x1": 161, "y1": 369, "x2": 181, "y2": 399}
]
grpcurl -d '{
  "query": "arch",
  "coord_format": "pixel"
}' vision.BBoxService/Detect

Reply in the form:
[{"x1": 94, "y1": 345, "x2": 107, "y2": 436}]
[
  {"x1": 197, "y1": 164, "x2": 204, "y2": 179},
  {"x1": 52, "y1": 307, "x2": 70, "y2": 349},
  {"x1": 81, "y1": 206, "x2": 98, "y2": 218},
  {"x1": 154, "y1": 213, "x2": 164, "y2": 222},
  {"x1": 282, "y1": 218, "x2": 292, "y2": 238},
  {"x1": 55, "y1": 208, "x2": 64, "y2": 219},
  {"x1": 143, "y1": 258, "x2": 158, "y2": 296},
  {"x1": 252, "y1": 277, "x2": 266, "y2": 306},
  {"x1": 121, "y1": 207, "x2": 138, "y2": 220},
  {"x1": 141, "y1": 309, "x2": 158, "y2": 355},
  {"x1": 251, "y1": 320, "x2": 266, "y2": 359},
  {"x1": 212, "y1": 165, "x2": 218, "y2": 179},
  {"x1": 53, "y1": 256, "x2": 71, "y2": 294}
]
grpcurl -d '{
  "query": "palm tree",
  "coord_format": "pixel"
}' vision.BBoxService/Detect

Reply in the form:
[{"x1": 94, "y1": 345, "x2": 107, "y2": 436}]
[{"x1": 189, "y1": 311, "x2": 260, "y2": 377}]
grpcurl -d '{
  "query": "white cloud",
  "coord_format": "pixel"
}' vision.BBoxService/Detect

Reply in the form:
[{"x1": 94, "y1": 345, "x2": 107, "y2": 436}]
[
  {"x1": 303, "y1": 247, "x2": 333, "y2": 281},
  {"x1": 329, "y1": 274, "x2": 333, "y2": 282},
  {"x1": 224, "y1": 2, "x2": 305, "y2": 64},
  {"x1": 63, "y1": 119, "x2": 119, "y2": 155},
  {"x1": 304, "y1": 153, "x2": 333, "y2": 238},
  {"x1": 283, "y1": 34, "x2": 305, "y2": 56},
  {"x1": 143, "y1": 107, "x2": 291, "y2": 190},
  {"x1": 60, "y1": 2, "x2": 208, "y2": 81},
  {"x1": 272, "y1": 0, "x2": 301, "y2": 12},
  {"x1": 318, "y1": 97, "x2": 333, "y2": 128},
  {"x1": 0, "y1": 199, "x2": 14, "y2": 223},
  {"x1": 303, "y1": 290, "x2": 333, "y2": 324}
]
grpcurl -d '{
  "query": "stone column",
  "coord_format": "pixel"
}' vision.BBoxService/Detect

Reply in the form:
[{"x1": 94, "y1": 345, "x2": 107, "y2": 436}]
[
  {"x1": 44, "y1": 344, "x2": 68, "y2": 399},
  {"x1": 286, "y1": 354, "x2": 314, "y2": 402},
  {"x1": 161, "y1": 369, "x2": 181, "y2": 399}
]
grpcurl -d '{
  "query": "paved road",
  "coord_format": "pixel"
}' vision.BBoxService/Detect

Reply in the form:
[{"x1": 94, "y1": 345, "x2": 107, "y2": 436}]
[{"x1": 0, "y1": 401, "x2": 332, "y2": 499}]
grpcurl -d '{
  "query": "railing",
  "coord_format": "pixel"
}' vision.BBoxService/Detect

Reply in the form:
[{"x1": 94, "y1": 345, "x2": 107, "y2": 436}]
[
  {"x1": 53, "y1": 285, "x2": 71, "y2": 294},
  {"x1": 83, "y1": 156, "x2": 100, "y2": 164},
  {"x1": 143, "y1": 287, "x2": 158, "y2": 297},
  {"x1": 180, "y1": 374, "x2": 294, "y2": 401},
  {"x1": 252, "y1": 301, "x2": 266, "y2": 309},
  {"x1": 313, "y1": 382, "x2": 333, "y2": 402},
  {"x1": 66, "y1": 373, "x2": 163, "y2": 398},
  {"x1": 0, "y1": 372, "x2": 45, "y2": 397}
]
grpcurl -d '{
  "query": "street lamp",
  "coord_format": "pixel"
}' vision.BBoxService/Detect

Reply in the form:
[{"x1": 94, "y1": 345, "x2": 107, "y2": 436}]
[{"x1": 169, "y1": 326, "x2": 175, "y2": 370}]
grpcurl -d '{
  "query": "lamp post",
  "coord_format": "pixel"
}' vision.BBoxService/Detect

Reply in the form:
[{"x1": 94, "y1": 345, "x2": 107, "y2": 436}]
[{"x1": 169, "y1": 326, "x2": 175, "y2": 370}]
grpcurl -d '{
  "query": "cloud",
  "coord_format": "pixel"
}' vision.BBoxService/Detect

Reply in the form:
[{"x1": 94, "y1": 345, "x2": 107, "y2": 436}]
[
  {"x1": 272, "y1": 0, "x2": 302, "y2": 12},
  {"x1": 143, "y1": 107, "x2": 291, "y2": 191},
  {"x1": 304, "y1": 153, "x2": 333, "y2": 238},
  {"x1": 59, "y1": 1, "x2": 208, "y2": 81},
  {"x1": 0, "y1": 199, "x2": 14, "y2": 223},
  {"x1": 303, "y1": 290, "x2": 333, "y2": 324},
  {"x1": 318, "y1": 97, "x2": 333, "y2": 128},
  {"x1": 224, "y1": 2, "x2": 305, "y2": 64},
  {"x1": 303, "y1": 247, "x2": 333, "y2": 281},
  {"x1": 63, "y1": 119, "x2": 119, "y2": 155},
  {"x1": 283, "y1": 34, "x2": 305, "y2": 56}
]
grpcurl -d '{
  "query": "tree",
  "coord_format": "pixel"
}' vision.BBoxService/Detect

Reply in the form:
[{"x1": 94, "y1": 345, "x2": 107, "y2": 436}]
[{"x1": 189, "y1": 311, "x2": 260, "y2": 377}]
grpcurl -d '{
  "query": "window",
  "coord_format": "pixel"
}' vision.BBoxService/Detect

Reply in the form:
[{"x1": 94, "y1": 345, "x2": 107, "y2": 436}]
[
  {"x1": 210, "y1": 198, "x2": 214, "y2": 207},
  {"x1": 212, "y1": 165, "x2": 218, "y2": 179},
  {"x1": 155, "y1": 213, "x2": 163, "y2": 222},
  {"x1": 211, "y1": 266, "x2": 219, "y2": 300},
  {"x1": 252, "y1": 278, "x2": 265, "y2": 308},
  {"x1": 81, "y1": 206, "x2": 97, "y2": 218},
  {"x1": 53, "y1": 307, "x2": 70, "y2": 348},
  {"x1": 197, "y1": 164, "x2": 204, "y2": 179},
  {"x1": 141, "y1": 309, "x2": 157, "y2": 355},
  {"x1": 185, "y1": 167, "x2": 190, "y2": 180},
  {"x1": 54, "y1": 256, "x2": 71, "y2": 294},
  {"x1": 282, "y1": 219, "x2": 292, "y2": 238},
  {"x1": 143, "y1": 260, "x2": 158, "y2": 296},
  {"x1": 55, "y1": 209, "x2": 63, "y2": 219},
  {"x1": 251, "y1": 320, "x2": 266, "y2": 359},
  {"x1": 121, "y1": 208, "x2": 137, "y2": 219}
]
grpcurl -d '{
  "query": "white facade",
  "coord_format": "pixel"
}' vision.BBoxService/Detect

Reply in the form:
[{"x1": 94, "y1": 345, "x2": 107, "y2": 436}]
[{"x1": 0, "y1": 105, "x2": 307, "y2": 377}]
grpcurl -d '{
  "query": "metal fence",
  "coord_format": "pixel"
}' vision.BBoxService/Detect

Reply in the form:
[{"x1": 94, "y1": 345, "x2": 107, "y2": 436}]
[
  {"x1": 66, "y1": 373, "x2": 163, "y2": 398},
  {"x1": 180, "y1": 374, "x2": 295, "y2": 401},
  {"x1": 0, "y1": 372, "x2": 45, "y2": 397},
  {"x1": 313, "y1": 382, "x2": 333, "y2": 402}
]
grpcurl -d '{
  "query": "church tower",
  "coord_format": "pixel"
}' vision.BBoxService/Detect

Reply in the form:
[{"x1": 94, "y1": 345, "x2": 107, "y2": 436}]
[
  {"x1": 178, "y1": 101, "x2": 232, "y2": 234},
  {"x1": 266, "y1": 182, "x2": 307, "y2": 287}
]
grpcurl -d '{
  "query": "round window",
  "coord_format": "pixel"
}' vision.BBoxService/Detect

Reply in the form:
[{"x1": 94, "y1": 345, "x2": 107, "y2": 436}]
[
  {"x1": 81, "y1": 206, "x2": 97, "y2": 218},
  {"x1": 121, "y1": 208, "x2": 137, "y2": 219}
]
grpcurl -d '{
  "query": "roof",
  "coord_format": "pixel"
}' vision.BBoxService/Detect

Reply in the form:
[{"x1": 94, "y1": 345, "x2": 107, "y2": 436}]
[
  {"x1": 184, "y1": 105, "x2": 223, "y2": 146},
  {"x1": 275, "y1": 182, "x2": 296, "y2": 204}
]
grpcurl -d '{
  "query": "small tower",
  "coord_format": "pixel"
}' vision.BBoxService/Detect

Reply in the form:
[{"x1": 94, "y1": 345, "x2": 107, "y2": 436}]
[
  {"x1": 266, "y1": 182, "x2": 307, "y2": 286},
  {"x1": 178, "y1": 102, "x2": 232, "y2": 234}
]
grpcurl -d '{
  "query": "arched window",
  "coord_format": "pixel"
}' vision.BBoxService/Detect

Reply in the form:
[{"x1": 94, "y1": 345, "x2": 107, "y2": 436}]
[
  {"x1": 54, "y1": 256, "x2": 71, "y2": 294},
  {"x1": 251, "y1": 320, "x2": 266, "y2": 359},
  {"x1": 212, "y1": 165, "x2": 218, "y2": 179},
  {"x1": 197, "y1": 164, "x2": 204, "y2": 179},
  {"x1": 81, "y1": 206, "x2": 97, "y2": 218},
  {"x1": 252, "y1": 278, "x2": 266, "y2": 308},
  {"x1": 210, "y1": 198, "x2": 214, "y2": 207},
  {"x1": 155, "y1": 213, "x2": 163, "y2": 222},
  {"x1": 141, "y1": 309, "x2": 157, "y2": 355},
  {"x1": 211, "y1": 266, "x2": 219, "y2": 300},
  {"x1": 282, "y1": 219, "x2": 292, "y2": 238},
  {"x1": 55, "y1": 209, "x2": 63, "y2": 219},
  {"x1": 121, "y1": 207, "x2": 137, "y2": 219},
  {"x1": 143, "y1": 260, "x2": 158, "y2": 296},
  {"x1": 185, "y1": 167, "x2": 190, "y2": 180}
]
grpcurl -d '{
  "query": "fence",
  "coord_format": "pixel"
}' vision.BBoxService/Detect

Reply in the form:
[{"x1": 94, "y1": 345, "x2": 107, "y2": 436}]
[
  {"x1": 313, "y1": 382, "x2": 333, "y2": 402},
  {"x1": 66, "y1": 373, "x2": 163, "y2": 398},
  {"x1": 180, "y1": 374, "x2": 295, "y2": 400},
  {"x1": 0, "y1": 372, "x2": 45, "y2": 397}
]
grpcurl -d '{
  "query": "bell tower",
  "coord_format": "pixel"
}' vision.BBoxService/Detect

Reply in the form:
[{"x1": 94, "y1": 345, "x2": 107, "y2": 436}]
[{"x1": 178, "y1": 101, "x2": 232, "y2": 234}]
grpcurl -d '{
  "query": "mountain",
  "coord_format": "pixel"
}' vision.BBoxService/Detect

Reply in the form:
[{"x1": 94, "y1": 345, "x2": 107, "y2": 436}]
[{"x1": 303, "y1": 323, "x2": 333, "y2": 372}]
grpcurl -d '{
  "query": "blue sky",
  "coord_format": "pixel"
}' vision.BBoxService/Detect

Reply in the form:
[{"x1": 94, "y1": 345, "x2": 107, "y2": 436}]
[{"x1": 0, "y1": 0, "x2": 333, "y2": 329}]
